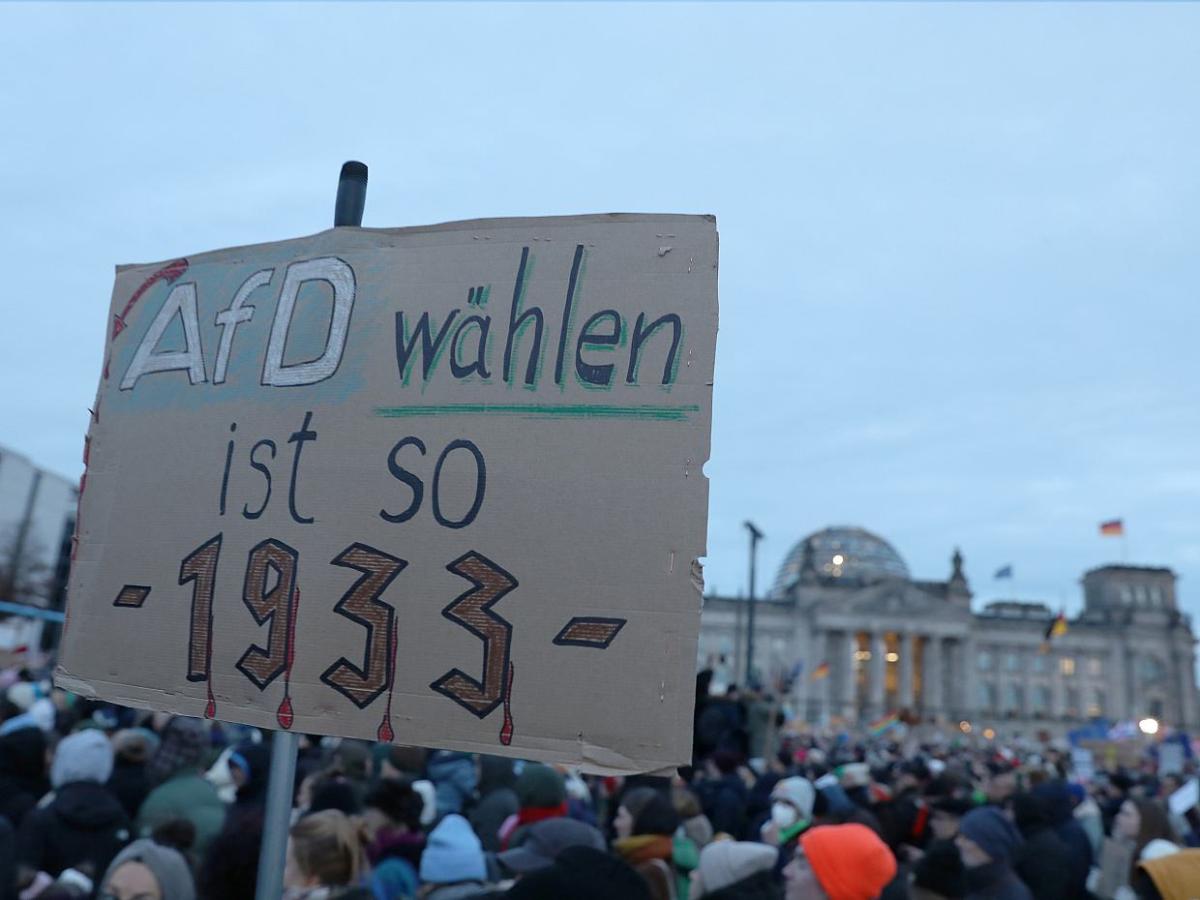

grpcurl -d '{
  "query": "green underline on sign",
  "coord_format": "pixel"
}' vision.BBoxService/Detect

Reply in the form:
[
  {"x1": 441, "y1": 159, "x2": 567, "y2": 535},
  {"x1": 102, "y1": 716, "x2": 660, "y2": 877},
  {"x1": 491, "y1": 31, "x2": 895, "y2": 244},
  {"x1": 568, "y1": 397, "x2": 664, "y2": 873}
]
[{"x1": 373, "y1": 403, "x2": 700, "y2": 421}]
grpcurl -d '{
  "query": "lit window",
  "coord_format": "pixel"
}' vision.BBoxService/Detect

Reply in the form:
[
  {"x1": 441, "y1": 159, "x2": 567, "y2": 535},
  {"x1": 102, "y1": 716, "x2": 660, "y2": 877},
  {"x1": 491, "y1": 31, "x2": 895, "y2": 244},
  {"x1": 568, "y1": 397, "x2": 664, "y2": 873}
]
[{"x1": 1061, "y1": 657, "x2": 1076, "y2": 677}]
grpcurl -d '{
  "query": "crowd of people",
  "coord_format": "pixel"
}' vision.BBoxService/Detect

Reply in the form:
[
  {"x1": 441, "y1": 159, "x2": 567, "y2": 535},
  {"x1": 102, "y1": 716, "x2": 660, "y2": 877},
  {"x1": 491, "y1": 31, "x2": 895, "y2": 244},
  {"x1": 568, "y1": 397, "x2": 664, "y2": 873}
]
[{"x1": 2, "y1": 666, "x2": 1200, "y2": 899}]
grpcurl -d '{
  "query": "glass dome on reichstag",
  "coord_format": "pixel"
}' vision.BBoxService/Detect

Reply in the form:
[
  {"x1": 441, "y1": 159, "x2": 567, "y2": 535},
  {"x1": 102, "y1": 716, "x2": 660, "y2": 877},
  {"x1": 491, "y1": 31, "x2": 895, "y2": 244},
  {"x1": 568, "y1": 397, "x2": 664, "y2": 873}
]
[{"x1": 772, "y1": 526, "x2": 910, "y2": 596}]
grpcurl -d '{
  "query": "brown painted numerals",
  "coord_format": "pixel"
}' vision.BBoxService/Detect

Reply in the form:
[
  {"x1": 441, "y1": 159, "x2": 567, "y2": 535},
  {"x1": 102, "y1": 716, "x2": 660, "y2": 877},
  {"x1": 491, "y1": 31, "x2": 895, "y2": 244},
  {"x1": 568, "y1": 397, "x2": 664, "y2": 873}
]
[
  {"x1": 235, "y1": 539, "x2": 299, "y2": 690},
  {"x1": 429, "y1": 552, "x2": 518, "y2": 718},
  {"x1": 319, "y1": 544, "x2": 407, "y2": 708},
  {"x1": 179, "y1": 534, "x2": 222, "y2": 683}
]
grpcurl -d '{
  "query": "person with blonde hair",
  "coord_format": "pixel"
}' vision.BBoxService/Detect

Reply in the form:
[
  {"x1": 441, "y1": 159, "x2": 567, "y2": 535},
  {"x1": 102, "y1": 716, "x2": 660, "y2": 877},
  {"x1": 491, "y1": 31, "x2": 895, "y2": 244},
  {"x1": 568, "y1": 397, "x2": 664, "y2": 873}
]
[{"x1": 283, "y1": 809, "x2": 373, "y2": 900}]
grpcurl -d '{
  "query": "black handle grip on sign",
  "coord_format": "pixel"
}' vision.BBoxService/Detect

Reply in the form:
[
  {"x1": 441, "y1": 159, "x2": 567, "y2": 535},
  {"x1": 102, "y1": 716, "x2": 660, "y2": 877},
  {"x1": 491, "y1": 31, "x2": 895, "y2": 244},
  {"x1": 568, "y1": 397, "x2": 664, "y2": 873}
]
[{"x1": 334, "y1": 161, "x2": 368, "y2": 227}]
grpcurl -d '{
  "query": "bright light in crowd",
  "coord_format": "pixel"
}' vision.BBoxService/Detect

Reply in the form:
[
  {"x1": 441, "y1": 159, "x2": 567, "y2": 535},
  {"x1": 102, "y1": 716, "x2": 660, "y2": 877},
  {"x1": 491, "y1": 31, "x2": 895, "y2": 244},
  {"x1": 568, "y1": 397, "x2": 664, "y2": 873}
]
[
  {"x1": 832, "y1": 554, "x2": 844, "y2": 565},
  {"x1": 886, "y1": 652, "x2": 899, "y2": 663},
  {"x1": 959, "y1": 721, "x2": 972, "y2": 733},
  {"x1": 1139, "y1": 717, "x2": 1160, "y2": 735},
  {"x1": 983, "y1": 728, "x2": 996, "y2": 740}
]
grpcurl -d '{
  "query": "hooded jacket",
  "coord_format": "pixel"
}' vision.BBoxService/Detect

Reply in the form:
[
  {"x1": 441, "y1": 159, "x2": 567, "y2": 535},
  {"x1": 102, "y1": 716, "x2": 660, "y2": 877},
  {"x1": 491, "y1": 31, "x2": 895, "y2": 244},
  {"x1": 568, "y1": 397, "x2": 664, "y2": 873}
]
[
  {"x1": 17, "y1": 780, "x2": 132, "y2": 878},
  {"x1": 1031, "y1": 782, "x2": 1092, "y2": 899},
  {"x1": 1011, "y1": 794, "x2": 1072, "y2": 900},
  {"x1": 0, "y1": 726, "x2": 48, "y2": 829}
]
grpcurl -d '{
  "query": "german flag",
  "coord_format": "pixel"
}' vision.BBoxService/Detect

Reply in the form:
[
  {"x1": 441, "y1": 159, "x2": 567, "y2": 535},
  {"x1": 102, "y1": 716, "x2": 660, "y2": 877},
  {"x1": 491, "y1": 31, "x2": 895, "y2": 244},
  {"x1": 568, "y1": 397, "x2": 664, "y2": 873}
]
[
  {"x1": 1039, "y1": 611, "x2": 1068, "y2": 653},
  {"x1": 809, "y1": 661, "x2": 831, "y2": 682},
  {"x1": 1100, "y1": 519, "x2": 1124, "y2": 537}
]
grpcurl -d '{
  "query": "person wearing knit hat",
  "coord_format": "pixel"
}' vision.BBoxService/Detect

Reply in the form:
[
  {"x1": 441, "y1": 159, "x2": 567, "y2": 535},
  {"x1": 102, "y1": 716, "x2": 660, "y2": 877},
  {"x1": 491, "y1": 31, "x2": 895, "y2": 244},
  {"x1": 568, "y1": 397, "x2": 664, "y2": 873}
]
[
  {"x1": 419, "y1": 813, "x2": 488, "y2": 893},
  {"x1": 784, "y1": 823, "x2": 897, "y2": 900},
  {"x1": 137, "y1": 717, "x2": 225, "y2": 859},
  {"x1": 507, "y1": 845, "x2": 651, "y2": 900},
  {"x1": 499, "y1": 764, "x2": 567, "y2": 849},
  {"x1": 17, "y1": 730, "x2": 131, "y2": 880},
  {"x1": 497, "y1": 817, "x2": 605, "y2": 874},
  {"x1": 52, "y1": 729, "x2": 114, "y2": 788},
  {"x1": 763, "y1": 776, "x2": 816, "y2": 874},
  {"x1": 911, "y1": 840, "x2": 967, "y2": 900},
  {"x1": 690, "y1": 841, "x2": 778, "y2": 900},
  {"x1": 109, "y1": 728, "x2": 160, "y2": 819},
  {"x1": 101, "y1": 838, "x2": 195, "y2": 900},
  {"x1": 955, "y1": 807, "x2": 1032, "y2": 900}
]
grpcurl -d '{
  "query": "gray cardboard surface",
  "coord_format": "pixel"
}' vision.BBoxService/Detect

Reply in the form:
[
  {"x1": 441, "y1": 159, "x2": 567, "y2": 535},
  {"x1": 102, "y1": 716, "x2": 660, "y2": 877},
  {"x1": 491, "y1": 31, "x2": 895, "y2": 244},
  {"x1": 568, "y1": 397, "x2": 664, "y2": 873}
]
[{"x1": 56, "y1": 214, "x2": 717, "y2": 775}]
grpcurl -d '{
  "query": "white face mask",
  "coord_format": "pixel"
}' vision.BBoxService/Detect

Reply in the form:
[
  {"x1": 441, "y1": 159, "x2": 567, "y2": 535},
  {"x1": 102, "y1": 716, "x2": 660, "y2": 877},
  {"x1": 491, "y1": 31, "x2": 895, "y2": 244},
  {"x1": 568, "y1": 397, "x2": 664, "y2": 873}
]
[{"x1": 771, "y1": 801, "x2": 799, "y2": 828}]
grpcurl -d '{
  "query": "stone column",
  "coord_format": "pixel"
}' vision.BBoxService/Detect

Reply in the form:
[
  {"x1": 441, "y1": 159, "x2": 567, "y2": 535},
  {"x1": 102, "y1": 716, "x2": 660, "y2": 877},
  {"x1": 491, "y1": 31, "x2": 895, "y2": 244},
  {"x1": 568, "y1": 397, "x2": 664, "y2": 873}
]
[
  {"x1": 811, "y1": 630, "x2": 831, "y2": 723},
  {"x1": 1051, "y1": 655, "x2": 1066, "y2": 719},
  {"x1": 1177, "y1": 641, "x2": 1194, "y2": 729},
  {"x1": 961, "y1": 636, "x2": 978, "y2": 722},
  {"x1": 1107, "y1": 641, "x2": 1127, "y2": 721},
  {"x1": 924, "y1": 636, "x2": 944, "y2": 718},
  {"x1": 839, "y1": 630, "x2": 857, "y2": 720},
  {"x1": 898, "y1": 632, "x2": 915, "y2": 711},
  {"x1": 869, "y1": 631, "x2": 887, "y2": 718}
]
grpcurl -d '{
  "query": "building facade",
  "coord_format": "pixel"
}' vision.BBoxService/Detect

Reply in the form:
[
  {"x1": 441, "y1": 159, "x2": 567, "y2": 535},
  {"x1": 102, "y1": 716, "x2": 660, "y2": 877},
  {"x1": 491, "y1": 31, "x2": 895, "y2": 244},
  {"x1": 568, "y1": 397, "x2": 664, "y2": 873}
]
[
  {"x1": 0, "y1": 445, "x2": 76, "y2": 650},
  {"x1": 699, "y1": 526, "x2": 1198, "y2": 733}
]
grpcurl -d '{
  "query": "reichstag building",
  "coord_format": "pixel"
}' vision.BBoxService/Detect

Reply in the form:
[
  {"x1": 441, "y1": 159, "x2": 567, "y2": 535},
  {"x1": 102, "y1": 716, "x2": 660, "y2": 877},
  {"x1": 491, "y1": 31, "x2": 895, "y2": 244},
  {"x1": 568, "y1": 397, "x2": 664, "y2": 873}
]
[{"x1": 698, "y1": 526, "x2": 1198, "y2": 733}]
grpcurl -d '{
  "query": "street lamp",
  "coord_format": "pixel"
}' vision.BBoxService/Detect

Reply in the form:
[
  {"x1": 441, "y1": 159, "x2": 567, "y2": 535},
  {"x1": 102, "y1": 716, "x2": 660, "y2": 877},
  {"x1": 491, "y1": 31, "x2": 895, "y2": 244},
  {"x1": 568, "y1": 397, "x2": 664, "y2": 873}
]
[
  {"x1": 1139, "y1": 717, "x2": 1160, "y2": 736},
  {"x1": 744, "y1": 521, "x2": 764, "y2": 687}
]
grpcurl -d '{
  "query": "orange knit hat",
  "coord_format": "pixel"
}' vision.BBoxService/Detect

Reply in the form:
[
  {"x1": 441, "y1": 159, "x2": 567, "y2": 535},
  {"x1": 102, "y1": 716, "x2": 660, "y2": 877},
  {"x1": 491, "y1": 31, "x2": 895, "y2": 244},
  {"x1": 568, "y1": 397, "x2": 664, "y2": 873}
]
[{"x1": 799, "y1": 823, "x2": 897, "y2": 900}]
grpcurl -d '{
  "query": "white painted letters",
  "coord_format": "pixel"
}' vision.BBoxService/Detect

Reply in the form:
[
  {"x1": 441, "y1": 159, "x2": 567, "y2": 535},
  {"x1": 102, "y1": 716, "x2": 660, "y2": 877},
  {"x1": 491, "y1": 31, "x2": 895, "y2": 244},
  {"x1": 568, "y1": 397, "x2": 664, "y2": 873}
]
[
  {"x1": 262, "y1": 257, "x2": 356, "y2": 387},
  {"x1": 214, "y1": 268, "x2": 273, "y2": 385},
  {"x1": 120, "y1": 283, "x2": 207, "y2": 390}
]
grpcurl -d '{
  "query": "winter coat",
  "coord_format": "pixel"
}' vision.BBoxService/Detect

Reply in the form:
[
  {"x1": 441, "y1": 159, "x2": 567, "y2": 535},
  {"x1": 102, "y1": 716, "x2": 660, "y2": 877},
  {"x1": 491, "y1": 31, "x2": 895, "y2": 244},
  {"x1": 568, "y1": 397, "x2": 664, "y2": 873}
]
[
  {"x1": 1032, "y1": 782, "x2": 1093, "y2": 899},
  {"x1": 695, "y1": 774, "x2": 748, "y2": 838},
  {"x1": 1012, "y1": 793, "x2": 1073, "y2": 900},
  {"x1": 16, "y1": 781, "x2": 132, "y2": 878},
  {"x1": 1014, "y1": 823, "x2": 1072, "y2": 900},
  {"x1": 137, "y1": 770, "x2": 226, "y2": 857},
  {"x1": 107, "y1": 758, "x2": 151, "y2": 821},
  {"x1": 965, "y1": 861, "x2": 1035, "y2": 900},
  {"x1": 470, "y1": 787, "x2": 518, "y2": 852},
  {"x1": 1073, "y1": 797, "x2": 1104, "y2": 860},
  {"x1": 0, "y1": 815, "x2": 15, "y2": 900},
  {"x1": 427, "y1": 752, "x2": 478, "y2": 818},
  {"x1": 702, "y1": 868, "x2": 782, "y2": 900},
  {"x1": 0, "y1": 726, "x2": 49, "y2": 829}
]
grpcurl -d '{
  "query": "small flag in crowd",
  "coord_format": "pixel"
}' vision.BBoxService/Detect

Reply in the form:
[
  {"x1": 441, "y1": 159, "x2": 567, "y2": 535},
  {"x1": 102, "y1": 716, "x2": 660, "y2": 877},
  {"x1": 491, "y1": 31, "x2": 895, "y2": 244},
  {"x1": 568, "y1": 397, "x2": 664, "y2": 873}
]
[
  {"x1": 1039, "y1": 611, "x2": 1069, "y2": 654},
  {"x1": 1100, "y1": 519, "x2": 1124, "y2": 537},
  {"x1": 810, "y1": 661, "x2": 831, "y2": 681},
  {"x1": 868, "y1": 711, "x2": 899, "y2": 737},
  {"x1": 994, "y1": 565, "x2": 1013, "y2": 580}
]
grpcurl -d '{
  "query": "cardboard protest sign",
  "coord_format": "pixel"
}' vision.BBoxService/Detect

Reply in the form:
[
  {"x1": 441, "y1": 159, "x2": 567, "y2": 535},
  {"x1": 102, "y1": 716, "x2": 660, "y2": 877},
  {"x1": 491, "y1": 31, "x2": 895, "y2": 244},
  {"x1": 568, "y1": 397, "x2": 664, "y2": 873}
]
[
  {"x1": 56, "y1": 214, "x2": 717, "y2": 775},
  {"x1": 1160, "y1": 742, "x2": 1185, "y2": 776},
  {"x1": 1070, "y1": 747, "x2": 1095, "y2": 783},
  {"x1": 1169, "y1": 779, "x2": 1199, "y2": 817}
]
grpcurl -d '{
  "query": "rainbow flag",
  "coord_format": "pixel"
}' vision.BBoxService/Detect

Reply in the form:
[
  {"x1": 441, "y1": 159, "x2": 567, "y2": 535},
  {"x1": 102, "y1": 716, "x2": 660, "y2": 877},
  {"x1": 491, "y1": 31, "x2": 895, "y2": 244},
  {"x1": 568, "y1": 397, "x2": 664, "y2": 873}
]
[
  {"x1": 868, "y1": 712, "x2": 899, "y2": 737},
  {"x1": 1100, "y1": 519, "x2": 1124, "y2": 537},
  {"x1": 809, "y1": 661, "x2": 831, "y2": 682}
]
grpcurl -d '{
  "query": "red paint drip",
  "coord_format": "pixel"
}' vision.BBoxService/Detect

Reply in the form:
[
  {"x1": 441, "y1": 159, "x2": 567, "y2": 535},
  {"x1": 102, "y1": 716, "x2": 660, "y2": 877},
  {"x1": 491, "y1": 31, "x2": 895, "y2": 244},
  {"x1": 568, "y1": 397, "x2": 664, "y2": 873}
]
[
  {"x1": 277, "y1": 584, "x2": 300, "y2": 730},
  {"x1": 204, "y1": 681, "x2": 216, "y2": 720},
  {"x1": 499, "y1": 662, "x2": 515, "y2": 746},
  {"x1": 377, "y1": 621, "x2": 399, "y2": 742}
]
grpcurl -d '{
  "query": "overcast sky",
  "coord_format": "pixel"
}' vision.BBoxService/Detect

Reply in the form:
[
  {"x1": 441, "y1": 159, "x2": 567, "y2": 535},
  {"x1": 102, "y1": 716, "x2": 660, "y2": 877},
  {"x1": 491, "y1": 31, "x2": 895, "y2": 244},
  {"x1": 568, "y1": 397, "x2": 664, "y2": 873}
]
[{"x1": 2, "y1": 2, "x2": 1197, "y2": 617}]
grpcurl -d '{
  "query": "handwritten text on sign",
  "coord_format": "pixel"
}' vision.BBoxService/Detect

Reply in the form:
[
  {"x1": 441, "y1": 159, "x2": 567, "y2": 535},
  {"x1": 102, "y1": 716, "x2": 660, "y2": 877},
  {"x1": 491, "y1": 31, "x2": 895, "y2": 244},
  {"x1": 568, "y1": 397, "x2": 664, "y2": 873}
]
[{"x1": 58, "y1": 215, "x2": 717, "y2": 774}]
